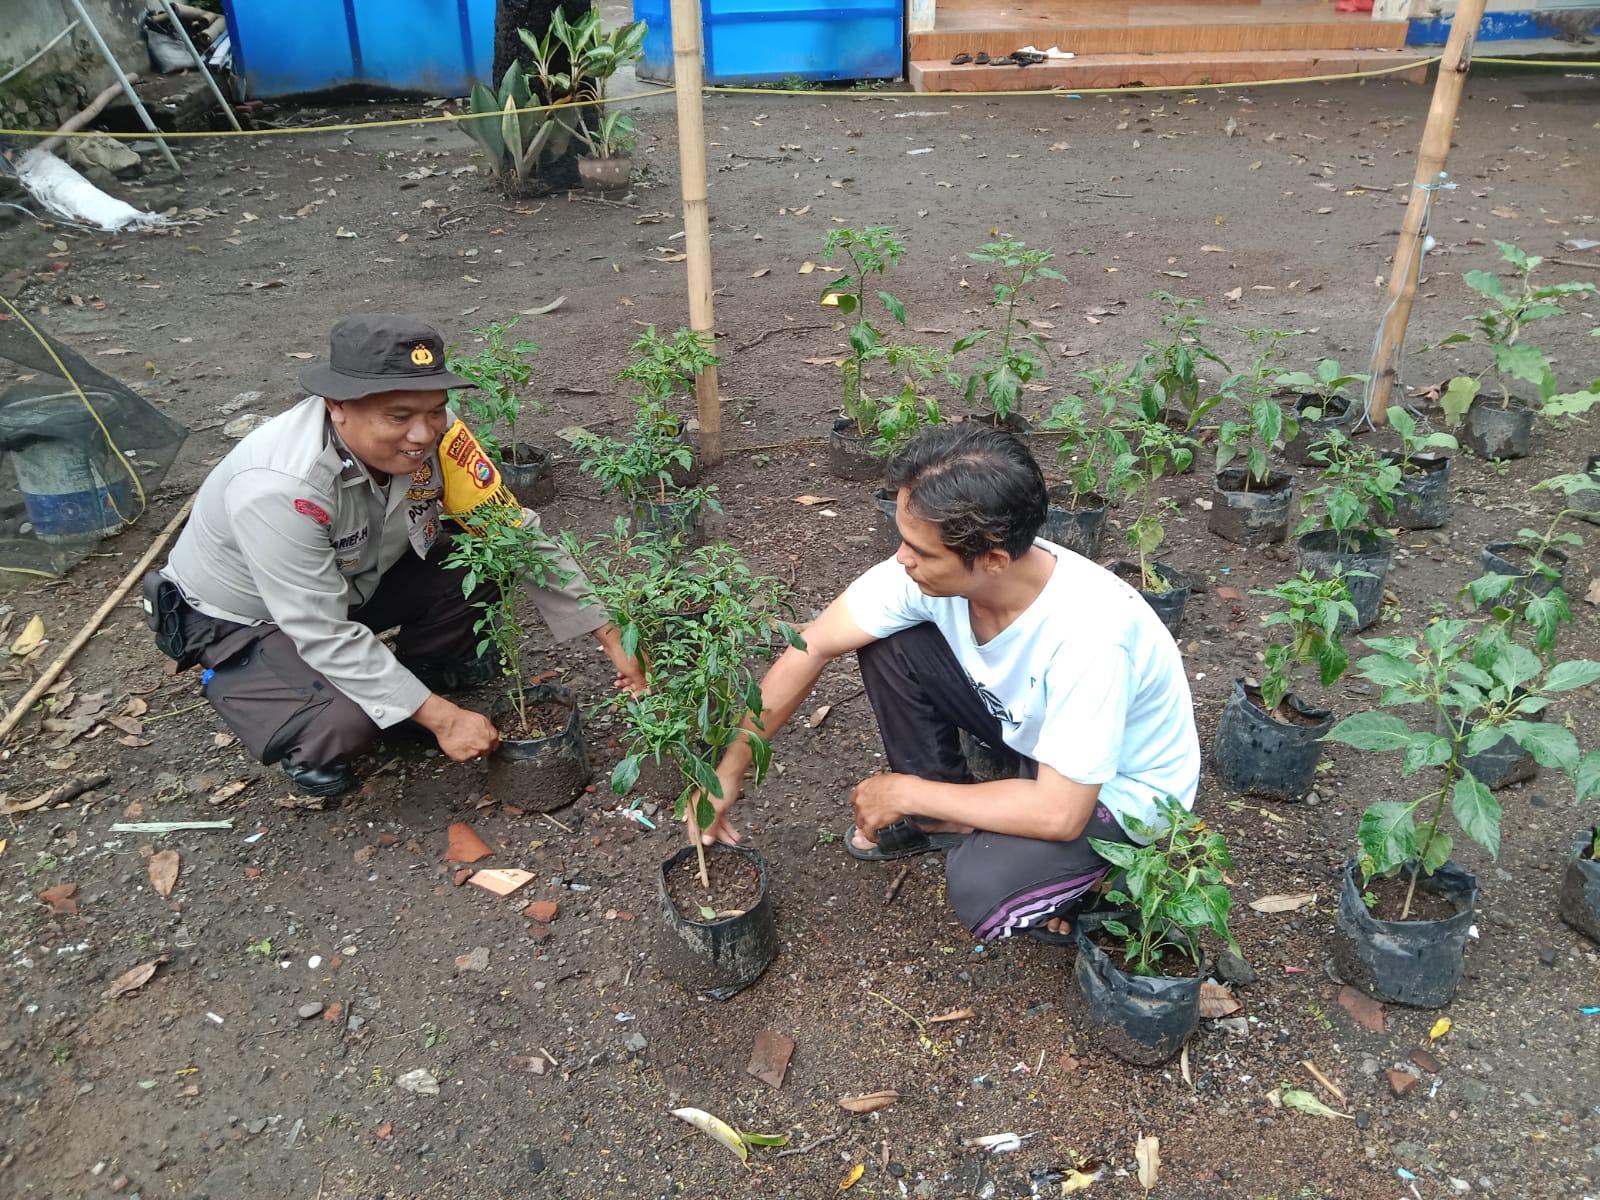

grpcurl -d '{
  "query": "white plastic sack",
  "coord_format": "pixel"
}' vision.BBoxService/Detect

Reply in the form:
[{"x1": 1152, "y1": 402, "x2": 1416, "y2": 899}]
[{"x1": 15, "y1": 148, "x2": 169, "y2": 233}]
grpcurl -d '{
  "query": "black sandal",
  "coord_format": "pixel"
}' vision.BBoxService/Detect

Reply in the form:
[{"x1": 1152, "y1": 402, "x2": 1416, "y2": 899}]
[
  {"x1": 974, "y1": 51, "x2": 991, "y2": 65},
  {"x1": 950, "y1": 52, "x2": 973, "y2": 65},
  {"x1": 845, "y1": 819, "x2": 964, "y2": 862},
  {"x1": 988, "y1": 54, "x2": 1020, "y2": 66}
]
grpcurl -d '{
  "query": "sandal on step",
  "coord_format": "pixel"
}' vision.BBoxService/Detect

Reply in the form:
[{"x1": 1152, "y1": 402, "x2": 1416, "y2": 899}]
[
  {"x1": 950, "y1": 52, "x2": 973, "y2": 65},
  {"x1": 845, "y1": 819, "x2": 964, "y2": 862},
  {"x1": 974, "y1": 51, "x2": 991, "y2": 65}
]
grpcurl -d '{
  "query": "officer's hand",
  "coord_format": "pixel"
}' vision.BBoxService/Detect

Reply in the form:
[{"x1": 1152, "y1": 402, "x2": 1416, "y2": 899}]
[{"x1": 414, "y1": 694, "x2": 501, "y2": 762}]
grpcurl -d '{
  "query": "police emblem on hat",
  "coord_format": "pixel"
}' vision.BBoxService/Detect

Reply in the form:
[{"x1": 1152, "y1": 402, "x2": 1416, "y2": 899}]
[{"x1": 410, "y1": 343, "x2": 435, "y2": 367}]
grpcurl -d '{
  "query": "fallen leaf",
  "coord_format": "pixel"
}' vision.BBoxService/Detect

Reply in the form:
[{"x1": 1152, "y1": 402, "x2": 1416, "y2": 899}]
[
  {"x1": 108, "y1": 715, "x2": 144, "y2": 737},
  {"x1": 648, "y1": 253, "x2": 688, "y2": 263},
  {"x1": 798, "y1": 261, "x2": 816, "y2": 274},
  {"x1": 1198, "y1": 981, "x2": 1241, "y2": 1017},
  {"x1": 124, "y1": 697, "x2": 149, "y2": 718},
  {"x1": 148, "y1": 849, "x2": 180, "y2": 897},
  {"x1": 840, "y1": 1163, "x2": 865, "y2": 1189},
  {"x1": 808, "y1": 704, "x2": 833, "y2": 727},
  {"x1": 10, "y1": 615, "x2": 45, "y2": 656},
  {"x1": 1061, "y1": 1165, "x2": 1101, "y2": 1193},
  {"x1": 213, "y1": 732, "x2": 236, "y2": 749},
  {"x1": 1135, "y1": 1135, "x2": 1160, "y2": 1190},
  {"x1": 517, "y1": 296, "x2": 566, "y2": 316},
  {"x1": 1282, "y1": 1087, "x2": 1353, "y2": 1118},
  {"x1": 1490, "y1": 206, "x2": 1518, "y2": 219},
  {"x1": 751, "y1": 268, "x2": 771, "y2": 278},
  {"x1": 1429, "y1": 1016, "x2": 1451, "y2": 1041},
  {"x1": 802, "y1": 356, "x2": 847, "y2": 366},
  {"x1": 838, "y1": 1089, "x2": 898, "y2": 1113},
  {"x1": 795, "y1": 495, "x2": 837, "y2": 506},
  {"x1": 209, "y1": 780, "x2": 249, "y2": 806},
  {"x1": 670, "y1": 1107, "x2": 748, "y2": 1164},
  {"x1": 285, "y1": 352, "x2": 316, "y2": 360},
  {"x1": 1200, "y1": 244, "x2": 1227, "y2": 252},
  {"x1": 1249, "y1": 891, "x2": 1315, "y2": 913},
  {"x1": 1587, "y1": 578, "x2": 1600, "y2": 606},
  {"x1": 1224, "y1": 286, "x2": 1243, "y2": 302},
  {"x1": 103, "y1": 955, "x2": 168, "y2": 999},
  {"x1": 927, "y1": 1007, "x2": 975, "y2": 1023}
]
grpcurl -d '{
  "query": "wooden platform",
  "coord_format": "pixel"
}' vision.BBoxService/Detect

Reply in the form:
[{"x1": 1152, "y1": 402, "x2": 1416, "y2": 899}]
[{"x1": 907, "y1": 0, "x2": 1422, "y2": 91}]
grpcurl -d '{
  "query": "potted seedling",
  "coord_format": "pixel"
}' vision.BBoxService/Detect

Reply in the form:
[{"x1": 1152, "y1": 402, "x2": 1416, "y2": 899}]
[
  {"x1": 1293, "y1": 434, "x2": 1401, "y2": 632},
  {"x1": 953, "y1": 235, "x2": 1065, "y2": 432},
  {"x1": 1211, "y1": 329, "x2": 1298, "y2": 546},
  {"x1": 443, "y1": 505, "x2": 591, "y2": 810},
  {"x1": 576, "y1": 111, "x2": 638, "y2": 189},
  {"x1": 1276, "y1": 358, "x2": 1366, "y2": 467},
  {"x1": 1213, "y1": 570, "x2": 1357, "y2": 801},
  {"x1": 1076, "y1": 796, "x2": 1237, "y2": 1065},
  {"x1": 576, "y1": 528, "x2": 805, "y2": 999},
  {"x1": 448, "y1": 316, "x2": 553, "y2": 506},
  {"x1": 576, "y1": 327, "x2": 720, "y2": 546},
  {"x1": 1382, "y1": 407, "x2": 1458, "y2": 531},
  {"x1": 1325, "y1": 623, "x2": 1600, "y2": 1006},
  {"x1": 1109, "y1": 410, "x2": 1199, "y2": 634},
  {"x1": 820, "y1": 225, "x2": 909, "y2": 481},
  {"x1": 1039, "y1": 364, "x2": 1139, "y2": 559},
  {"x1": 1436, "y1": 241, "x2": 1598, "y2": 460},
  {"x1": 1134, "y1": 290, "x2": 1229, "y2": 433}
]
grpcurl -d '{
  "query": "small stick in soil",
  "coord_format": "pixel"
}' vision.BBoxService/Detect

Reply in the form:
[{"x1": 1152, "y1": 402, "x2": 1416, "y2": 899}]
[
  {"x1": 776, "y1": 1132, "x2": 838, "y2": 1159},
  {"x1": 1300, "y1": 1059, "x2": 1347, "y2": 1108},
  {"x1": 734, "y1": 323, "x2": 829, "y2": 352},
  {"x1": 868, "y1": 989, "x2": 927, "y2": 1035},
  {"x1": 540, "y1": 812, "x2": 573, "y2": 834},
  {"x1": 539, "y1": 1046, "x2": 560, "y2": 1068},
  {"x1": 145, "y1": 700, "x2": 209, "y2": 723},
  {"x1": 884, "y1": 863, "x2": 912, "y2": 906},
  {"x1": 2, "y1": 772, "x2": 111, "y2": 816}
]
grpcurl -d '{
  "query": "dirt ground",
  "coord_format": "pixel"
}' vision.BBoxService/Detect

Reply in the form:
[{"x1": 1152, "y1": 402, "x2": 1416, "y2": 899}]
[{"x1": 2, "y1": 59, "x2": 1599, "y2": 1200}]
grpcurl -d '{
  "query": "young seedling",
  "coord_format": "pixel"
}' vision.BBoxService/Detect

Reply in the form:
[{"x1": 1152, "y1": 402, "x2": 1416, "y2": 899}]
[
  {"x1": 821, "y1": 226, "x2": 908, "y2": 437},
  {"x1": 443, "y1": 504, "x2": 571, "y2": 736},
  {"x1": 1122, "y1": 410, "x2": 1198, "y2": 592},
  {"x1": 1134, "y1": 291, "x2": 1230, "y2": 429},
  {"x1": 954, "y1": 236, "x2": 1066, "y2": 424},
  {"x1": 1386, "y1": 407, "x2": 1458, "y2": 473},
  {"x1": 1041, "y1": 363, "x2": 1140, "y2": 510},
  {"x1": 1327, "y1": 622, "x2": 1600, "y2": 918},
  {"x1": 867, "y1": 344, "x2": 954, "y2": 458},
  {"x1": 1436, "y1": 241, "x2": 1599, "y2": 425},
  {"x1": 1275, "y1": 358, "x2": 1367, "y2": 416},
  {"x1": 447, "y1": 316, "x2": 542, "y2": 465},
  {"x1": 1086, "y1": 795, "x2": 1238, "y2": 976},
  {"x1": 1296, "y1": 434, "x2": 1403, "y2": 552},
  {"x1": 1251, "y1": 570, "x2": 1359, "y2": 714},
  {"x1": 1215, "y1": 329, "x2": 1297, "y2": 490}
]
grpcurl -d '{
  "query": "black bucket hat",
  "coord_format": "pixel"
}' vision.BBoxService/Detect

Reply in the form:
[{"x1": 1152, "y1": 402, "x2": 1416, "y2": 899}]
[{"x1": 299, "y1": 313, "x2": 475, "y2": 401}]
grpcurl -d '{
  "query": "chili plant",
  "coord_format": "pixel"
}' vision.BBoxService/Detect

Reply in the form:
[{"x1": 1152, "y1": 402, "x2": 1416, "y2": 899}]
[
  {"x1": 447, "y1": 316, "x2": 543, "y2": 465},
  {"x1": 1122, "y1": 411, "x2": 1198, "y2": 592},
  {"x1": 1215, "y1": 328, "x2": 1296, "y2": 489},
  {"x1": 1086, "y1": 795, "x2": 1238, "y2": 976},
  {"x1": 1327, "y1": 622, "x2": 1600, "y2": 919},
  {"x1": 1295, "y1": 434, "x2": 1402, "y2": 552},
  {"x1": 443, "y1": 504, "x2": 571, "y2": 735},
  {"x1": 1251, "y1": 570, "x2": 1359, "y2": 714},
  {"x1": 1135, "y1": 291, "x2": 1230, "y2": 429},
  {"x1": 954, "y1": 236, "x2": 1065, "y2": 423},
  {"x1": 869, "y1": 343, "x2": 953, "y2": 458},
  {"x1": 1274, "y1": 358, "x2": 1366, "y2": 415},
  {"x1": 821, "y1": 226, "x2": 908, "y2": 436},
  {"x1": 1386, "y1": 407, "x2": 1458, "y2": 472},
  {"x1": 1041, "y1": 363, "x2": 1141, "y2": 509}
]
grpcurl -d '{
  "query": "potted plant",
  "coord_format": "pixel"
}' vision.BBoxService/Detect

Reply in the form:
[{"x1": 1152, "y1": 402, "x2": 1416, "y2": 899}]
[
  {"x1": 575, "y1": 110, "x2": 638, "y2": 189},
  {"x1": 1038, "y1": 364, "x2": 1139, "y2": 559},
  {"x1": 1107, "y1": 409, "x2": 1198, "y2": 634},
  {"x1": 1560, "y1": 814, "x2": 1600, "y2": 944},
  {"x1": 443, "y1": 505, "x2": 591, "y2": 810},
  {"x1": 458, "y1": 61, "x2": 563, "y2": 196},
  {"x1": 1382, "y1": 407, "x2": 1458, "y2": 531},
  {"x1": 1213, "y1": 570, "x2": 1357, "y2": 801},
  {"x1": 447, "y1": 316, "x2": 553, "y2": 506},
  {"x1": 1436, "y1": 241, "x2": 1598, "y2": 460},
  {"x1": 1276, "y1": 358, "x2": 1366, "y2": 466},
  {"x1": 953, "y1": 235, "x2": 1065, "y2": 431},
  {"x1": 1325, "y1": 622, "x2": 1599, "y2": 1006},
  {"x1": 1076, "y1": 796, "x2": 1237, "y2": 1065},
  {"x1": 820, "y1": 225, "x2": 910, "y2": 481},
  {"x1": 1293, "y1": 433, "x2": 1401, "y2": 632},
  {"x1": 1210, "y1": 329, "x2": 1298, "y2": 546},
  {"x1": 576, "y1": 327, "x2": 720, "y2": 546},
  {"x1": 1133, "y1": 290, "x2": 1229, "y2": 433},
  {"x1": 575, "y1": 528, "x2": 805, "y2": 999}
]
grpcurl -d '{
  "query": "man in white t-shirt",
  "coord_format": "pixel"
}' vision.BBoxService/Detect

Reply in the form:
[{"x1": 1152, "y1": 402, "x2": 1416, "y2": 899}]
[{"x1": 701, "y1": 423, "x2": 1200, "y2": 942}]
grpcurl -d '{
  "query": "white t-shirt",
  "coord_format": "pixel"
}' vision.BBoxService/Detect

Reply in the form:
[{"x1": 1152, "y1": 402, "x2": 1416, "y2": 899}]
[{"x1": 843, "y1": 539, "x2": 1200, "y2": 839}]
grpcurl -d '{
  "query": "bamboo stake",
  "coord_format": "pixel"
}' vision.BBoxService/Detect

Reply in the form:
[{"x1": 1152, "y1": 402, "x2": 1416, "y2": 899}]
[
  {"x1": 668, "y1": 0, "x2": 722, "y2": 467},
  {"x1": 1367, "y1": 0, "x2": 1488, "y2": 426},
  {"x1": 0, "y1": 495, "x2": 195, "y2": 745}
]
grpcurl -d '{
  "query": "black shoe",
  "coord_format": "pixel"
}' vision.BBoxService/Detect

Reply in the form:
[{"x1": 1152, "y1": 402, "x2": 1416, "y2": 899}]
[
  {"x1": 407, "y1": 651, "x2": 502, "y2": 694},
  {"x1": 284, "y1": 761, "x2": 357, "y2": 797}
]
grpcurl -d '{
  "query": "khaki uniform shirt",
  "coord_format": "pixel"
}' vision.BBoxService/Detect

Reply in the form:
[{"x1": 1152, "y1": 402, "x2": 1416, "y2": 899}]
[{"x1": 163, "y1": 396, "x2": 604, "y2": 729}]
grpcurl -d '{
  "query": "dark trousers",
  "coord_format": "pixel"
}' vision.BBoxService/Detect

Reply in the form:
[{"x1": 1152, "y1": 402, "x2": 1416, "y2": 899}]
[
  {"x1": 178, "y1": 542, "x2": 491, "y2": 770},
  {"x1": 856, "y1": 622, "x2": 1132, "y2": 940}
]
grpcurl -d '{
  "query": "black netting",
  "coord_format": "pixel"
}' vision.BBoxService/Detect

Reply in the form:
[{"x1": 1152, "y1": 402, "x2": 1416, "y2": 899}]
[{"x1": 0, "y1": 310, "x2": 188, "y2": 577}]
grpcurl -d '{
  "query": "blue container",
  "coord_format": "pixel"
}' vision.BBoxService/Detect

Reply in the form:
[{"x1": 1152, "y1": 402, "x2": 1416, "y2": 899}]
[
  {"x1": 635, "y1": 0, "x2": 902, "y2": 85},
  {"x1": 222, "y1": 0, "x2": 497, "y2": 98}
]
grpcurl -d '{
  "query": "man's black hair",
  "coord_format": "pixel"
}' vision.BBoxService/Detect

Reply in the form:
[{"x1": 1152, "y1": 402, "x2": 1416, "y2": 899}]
[{"x1": 883, "y1": 424, "x2": 1047, "y2": 567}]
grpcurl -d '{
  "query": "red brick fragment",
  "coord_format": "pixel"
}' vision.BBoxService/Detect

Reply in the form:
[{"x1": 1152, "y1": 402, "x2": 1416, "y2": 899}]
[
  {"x1": 523, "y1": 900, "x2": 558, "y2": 922},
  {"x1": 1409, "y1": 1048, "x2": 1440, "y2": 1073},
  {"x1": 1337, "y1": 986, "x2": 1387, "y2": 1033},
  {"x1": 453, "y1": 868, "x2": 472, "y2": 886},
  {"x1": 1387, "y1": 1070, "x2": 1420, "y2": 1096}
]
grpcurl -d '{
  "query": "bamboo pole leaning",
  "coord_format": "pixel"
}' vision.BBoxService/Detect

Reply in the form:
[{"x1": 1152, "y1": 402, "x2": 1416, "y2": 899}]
[{"x1": 1367, "y1": 0, "x2": 1489, "y2": 426}]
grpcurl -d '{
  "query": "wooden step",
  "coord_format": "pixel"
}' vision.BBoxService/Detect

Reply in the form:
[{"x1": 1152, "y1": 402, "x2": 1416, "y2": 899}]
[
  {"x1": 909, "y1": 47, "x2": 1430, "y2": 92},
  {"x1": 910, "y1": 20, "x2": 1410, "y2": 60}
]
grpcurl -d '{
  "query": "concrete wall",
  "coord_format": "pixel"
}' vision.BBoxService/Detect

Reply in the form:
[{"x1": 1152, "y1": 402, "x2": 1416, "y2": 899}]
[{"x1": 0, "y1": 0, "x2": 148, "y2": 126}]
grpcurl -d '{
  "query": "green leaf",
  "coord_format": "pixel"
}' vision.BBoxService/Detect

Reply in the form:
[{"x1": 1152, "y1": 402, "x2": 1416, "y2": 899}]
[
  {"x1": 878, "y1": 290, "x2": 907, "y2": 325},
  {"x1": 610, "y1": 755, "x2": 641, "y2": 795},
  {"x1": 1575, "y1": 750, "x2": 1600, "y2": 802},
  {"x1": 1400, "y1": 732, "x2": 1453, "y2": 776},
  {"x1": 1358, "y1": 801, "x2": 1417, "y2": 877},
  {"x1": 1544, "y1": 660, "x2": 1600, "y2": 693},
  {"x1": 1280, "y1": 1087, "x2": 1354, "y2": 1120},
  {"x1": 1462, "y1": 268, "x2": 1508, "y2": 302},
  {"x1": 1326, "y1": 710, "x2": 1413, "y2": 752},
  {"x1": 1087, "y1": 838, "x2": 1138, "y2": 869},
  {"x1": 1494, "y1": 342, "x2": 1551, "y2": 387},
  {"x1": 1420, "y1": 828, "x2": 1453, "y2": 874},
  {"x1": 1441, "y1": 376, "x2": 1479, "y2": 426},
  {"x1": 1499, "y1": 721, "x2": 1579, "y2": 773},
  {"x1": 1452, "y1": 774, "x2": 1502, "y2": 858}
]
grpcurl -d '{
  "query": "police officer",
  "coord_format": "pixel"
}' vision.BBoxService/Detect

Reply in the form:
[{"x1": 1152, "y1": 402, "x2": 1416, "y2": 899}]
[{"x1": 147, "y1": 314, "x2": 643, "y2": 797}]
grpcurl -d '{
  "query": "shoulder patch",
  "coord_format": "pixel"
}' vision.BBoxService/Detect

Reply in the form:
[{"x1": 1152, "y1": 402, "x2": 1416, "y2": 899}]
[{"x1": 294, "y1": 498, "x2": 331, "y2": 525}]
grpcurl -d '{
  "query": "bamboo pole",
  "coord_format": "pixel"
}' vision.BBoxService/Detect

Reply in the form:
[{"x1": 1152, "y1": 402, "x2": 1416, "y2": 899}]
[
  {"x1": 668, "y1": 0, "x2": 722, "y2": 467},
  {"x1": 1367, "y1": 0, "x2": 1488, "y2": 426},
  {"x1": 0, "y1": 495, "x2": 195, "y2": 745}
]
